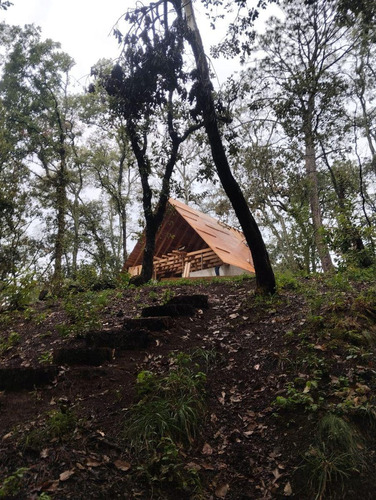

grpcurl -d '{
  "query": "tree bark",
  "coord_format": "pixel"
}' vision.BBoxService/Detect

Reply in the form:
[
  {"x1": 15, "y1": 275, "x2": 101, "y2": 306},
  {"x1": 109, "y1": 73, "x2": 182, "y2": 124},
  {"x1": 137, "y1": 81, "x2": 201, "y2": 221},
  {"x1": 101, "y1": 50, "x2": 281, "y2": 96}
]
[
  {"x1": 304, "y1": 129, "x2": 334, "y2": 272},
  {"x1": 182, "y1": 0, "x2": 276, "y2": 294},
  {"x1": 53, "y1": 149, "x2": 67, "y2": 284}
]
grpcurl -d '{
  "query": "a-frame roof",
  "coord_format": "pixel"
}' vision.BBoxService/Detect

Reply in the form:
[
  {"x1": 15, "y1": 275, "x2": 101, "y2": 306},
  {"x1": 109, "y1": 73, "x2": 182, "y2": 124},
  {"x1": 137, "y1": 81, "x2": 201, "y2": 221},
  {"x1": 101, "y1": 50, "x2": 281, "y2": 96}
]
[{"x1": 124, "y1": 198, "x2": 255, "y2": 274}]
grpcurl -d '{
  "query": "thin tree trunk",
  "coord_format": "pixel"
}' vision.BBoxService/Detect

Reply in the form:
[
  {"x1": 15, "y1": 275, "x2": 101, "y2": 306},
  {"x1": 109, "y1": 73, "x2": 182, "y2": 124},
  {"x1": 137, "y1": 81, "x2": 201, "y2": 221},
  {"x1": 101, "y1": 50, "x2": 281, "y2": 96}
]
[
  {"x1": 183, "y1": 0, "x2": 276, "y2": 294},
  {"x1": 304, "y1": 127, "x2": 334, "y2": 272},
  {"x1": 53, "y1": 159, "x2": 67, "y2": 284}
]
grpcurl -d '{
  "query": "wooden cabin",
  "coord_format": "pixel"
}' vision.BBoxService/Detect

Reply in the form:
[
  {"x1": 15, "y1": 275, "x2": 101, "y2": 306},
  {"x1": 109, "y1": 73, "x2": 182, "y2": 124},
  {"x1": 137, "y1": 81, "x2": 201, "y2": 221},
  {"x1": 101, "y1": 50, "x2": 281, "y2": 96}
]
[{"x1": 124, "y1": 198, "x2": 255, "y2": 280}]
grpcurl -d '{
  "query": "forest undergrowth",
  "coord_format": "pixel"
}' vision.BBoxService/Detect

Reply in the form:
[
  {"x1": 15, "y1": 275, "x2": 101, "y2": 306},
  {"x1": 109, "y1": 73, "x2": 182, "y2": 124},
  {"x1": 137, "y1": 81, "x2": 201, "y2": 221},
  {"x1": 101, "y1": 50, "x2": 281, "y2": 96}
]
[{"x1": 0, "y1": 267, "x2": 376, "y2": 499}]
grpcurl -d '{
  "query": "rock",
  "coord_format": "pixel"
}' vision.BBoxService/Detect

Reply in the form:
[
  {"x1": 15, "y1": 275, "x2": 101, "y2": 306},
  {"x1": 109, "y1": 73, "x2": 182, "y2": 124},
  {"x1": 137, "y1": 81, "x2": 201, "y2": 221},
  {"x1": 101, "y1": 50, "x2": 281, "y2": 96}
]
[{"x1": 0, "y1": 365, "x2": 58, "y2": 391}]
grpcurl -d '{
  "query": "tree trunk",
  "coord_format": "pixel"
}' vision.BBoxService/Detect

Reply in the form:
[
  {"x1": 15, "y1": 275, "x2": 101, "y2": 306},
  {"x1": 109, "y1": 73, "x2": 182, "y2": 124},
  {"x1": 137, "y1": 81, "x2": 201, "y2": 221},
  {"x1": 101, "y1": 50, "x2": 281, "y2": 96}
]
[
  {"x1": 183, "y1": 0, "x2": 276, "y2": 294},
  {"x1": 53, "y1": 148, "x2": 67, "y2": 285},
  {"x1": 304, "y1": 126, "x2": 334, "y2": 272}
]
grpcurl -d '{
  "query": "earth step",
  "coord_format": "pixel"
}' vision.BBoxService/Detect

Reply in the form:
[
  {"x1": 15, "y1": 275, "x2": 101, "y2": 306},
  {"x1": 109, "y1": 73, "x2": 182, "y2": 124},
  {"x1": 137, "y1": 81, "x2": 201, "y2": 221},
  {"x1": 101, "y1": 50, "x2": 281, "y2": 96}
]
[
  {"x1": 123, "y1": 316, "x2": 173, "y2": 331},
  {"x1": 167, "y1": 294, "x2": 209, "y2": 309},
  {"x1": 0, "y1": 365, "x2": 58, "y2": 391},
  {"x1": 86, "y1": 329, "x2": 150, "y2": 350},
  {"x1": 53, "y1": 347, "x2": 114, "y2": 366},
  {"x1": 141, "y1": 303, "x2": 195, "y2": 318}
]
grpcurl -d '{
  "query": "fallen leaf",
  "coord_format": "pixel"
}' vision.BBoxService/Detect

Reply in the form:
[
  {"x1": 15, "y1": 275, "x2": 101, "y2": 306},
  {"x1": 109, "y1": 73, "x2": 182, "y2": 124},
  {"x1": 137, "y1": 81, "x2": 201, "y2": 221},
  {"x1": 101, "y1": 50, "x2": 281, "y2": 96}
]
[
  {"x1": 39, "y1": 480, "x2": 59, "y2": 492},
  {"x1": 114, "y1": 459, "x2": 131, "y2": 471},
  {"x1": 314, "y1": 344, "x2": 325, "y2": 351},
  {"x1": 272, "y1": 468, "x2": 282, "y2": 482},
  {"x1": 202, "y1": 443, "x2": 213, "y2": 455},
  {"x1": 185, "y1": 461, "x2": 201, "y2": 471},
  {"x1": 86, "y1": 459, "x2": 102, "y2": 467},
  {"x1": 229, "y1": 313, "x2": 239, "y2": 319},
  {"x1": 2, "y1": 432, "x2": 13, "y2": 441},
  {"x1": 201, "y1": 462, "x2": 215, "y2": 470},
  {"x1": 215, "y1": 483, "x2": 230, "y2": 498},
  {"x1": 218, "y1": 392, "x2": 226, "y2": 405},
  {"x1": 254, "y1": 364, "x2": 260, "y2": 370},
  {"x1": 40, "y1": 448, "x2": 49, "y2": 458},
  {"x1": 59, "y1": 470, "x2": 75, "y2": 482},
  {"x1": 284, "y1": 481, "x2": 292, "y2": 496}
]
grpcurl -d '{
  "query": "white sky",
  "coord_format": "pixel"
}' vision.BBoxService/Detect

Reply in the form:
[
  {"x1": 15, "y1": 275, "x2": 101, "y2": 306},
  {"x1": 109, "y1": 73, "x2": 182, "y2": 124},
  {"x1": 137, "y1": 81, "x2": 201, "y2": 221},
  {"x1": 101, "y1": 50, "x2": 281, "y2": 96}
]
[
  {"x1": 1, "y1": 0, "x2": 252, "y2": 88},
  {"x1": 2, "y1": 0, "x2": 128, "y2": 86}
]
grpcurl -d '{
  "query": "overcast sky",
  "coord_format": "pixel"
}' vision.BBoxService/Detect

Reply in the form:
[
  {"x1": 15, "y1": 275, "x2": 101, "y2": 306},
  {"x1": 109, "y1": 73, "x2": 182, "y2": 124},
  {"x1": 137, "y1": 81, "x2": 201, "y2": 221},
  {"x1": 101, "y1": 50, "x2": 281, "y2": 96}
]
[
  {"x1": 0, "y1": 0, "x2": 251, "y2": 89},
  {"x1": 1, "y1": 0, "x2": 129, "y2": 86}
]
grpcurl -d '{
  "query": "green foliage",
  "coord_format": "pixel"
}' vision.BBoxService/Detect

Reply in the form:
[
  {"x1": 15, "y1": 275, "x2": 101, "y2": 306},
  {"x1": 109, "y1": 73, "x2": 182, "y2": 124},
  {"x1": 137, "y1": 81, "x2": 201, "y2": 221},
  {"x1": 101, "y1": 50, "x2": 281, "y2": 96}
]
[
  {"x1": 38, "y1": 351, "x2": 53, "y2": 364},
  {"x1": 0, "y1": 467, "x2": 28, "y2": 498},
  {"x1": 0, "y1": 274, "x2": 38, "y2": 311},
  {"x1": 67, "y1": 264, "x2": 118, "y2": 292},
  {"x1": 125, "y1": 352, "x2": 207, "y2": 497},
  {"x1": 23, "y1": 409, "x2": 77, "y2": 451},
  {"x1": 275, "y1": 270, "x2": 300, "y2": 291},
  {"x1": 47, "y1": 410, "x2": 77, "y2": 439},
  {"x1": 0, "y1": 331, "x2": 20, "y2": 355},
  {"x1": 161, "y1": 288, "x2": 174, "y2": 305},
  {"x1": 273, "y1": 382, "x2": 321, "y2": 413},
  {"x1": 302, "y1": 414, "x2": 363, "y2": 500},
  {"x1": 125, "y1": 355, "x2": 206, "y2": 451},
  {"x1": 61, "y1": 289, "x2": 111, "y2": 336},
  {"x1": 136, "y1": 437, "x2": 202, "y2": 498}
]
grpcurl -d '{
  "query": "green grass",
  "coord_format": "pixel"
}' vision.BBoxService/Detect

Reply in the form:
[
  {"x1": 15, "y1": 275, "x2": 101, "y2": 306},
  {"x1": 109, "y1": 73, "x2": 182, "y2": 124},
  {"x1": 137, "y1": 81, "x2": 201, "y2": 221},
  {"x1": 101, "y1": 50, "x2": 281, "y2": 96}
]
[
  {"x1": 301, "y1": 414, "x2": 364, "y2": 499},
  {"x1": 125, "y1": 355, "x2": 206, "y2": 451}
]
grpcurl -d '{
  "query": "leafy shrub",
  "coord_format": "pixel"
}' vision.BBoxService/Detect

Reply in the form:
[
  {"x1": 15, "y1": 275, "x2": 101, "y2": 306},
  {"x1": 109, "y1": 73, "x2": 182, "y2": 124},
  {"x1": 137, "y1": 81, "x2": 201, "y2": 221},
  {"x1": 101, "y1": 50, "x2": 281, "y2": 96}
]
[{"x1": 0, "y1": 467, "x2": 28, "y2": 498}]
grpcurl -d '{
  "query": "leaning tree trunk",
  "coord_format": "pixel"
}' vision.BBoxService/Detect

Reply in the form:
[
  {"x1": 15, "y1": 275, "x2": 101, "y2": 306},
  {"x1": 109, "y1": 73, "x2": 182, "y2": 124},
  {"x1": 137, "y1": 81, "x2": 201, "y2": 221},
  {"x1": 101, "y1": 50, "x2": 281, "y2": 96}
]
[{"x1": 183, "y1": 0, "x2": 276, "y2": 294}]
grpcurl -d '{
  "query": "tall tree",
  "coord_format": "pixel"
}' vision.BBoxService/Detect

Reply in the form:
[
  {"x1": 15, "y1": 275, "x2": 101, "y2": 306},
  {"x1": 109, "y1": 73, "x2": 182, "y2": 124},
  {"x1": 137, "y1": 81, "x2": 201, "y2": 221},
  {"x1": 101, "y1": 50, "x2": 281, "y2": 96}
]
[
  {"x1": 100, "y1": 5, "x2": 204, "y2": 284},
  {"x1": 181, "y1": 0, "x2": 276, "y2": 294},
  {"x1": 107, "y1": 0, "x2": 276, "y2": 293},
  {"x1": 0, "y1": 23, "x2": 77, "y2": 285},
  {"x1": 254, "y1": 0, "x2": 357, "y2": 272}
]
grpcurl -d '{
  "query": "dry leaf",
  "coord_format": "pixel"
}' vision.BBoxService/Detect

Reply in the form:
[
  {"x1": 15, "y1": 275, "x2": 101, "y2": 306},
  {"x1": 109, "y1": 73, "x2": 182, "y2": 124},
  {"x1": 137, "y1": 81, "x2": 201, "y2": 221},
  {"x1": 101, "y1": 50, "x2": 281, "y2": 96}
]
[
  {"x1": 185, "y1": 461, "x2": 201, "y2": 471},
  {"x1": 254, "y1": 364, "x2": 260, "y2": 370},
  {"x1": 86, "y1": 458, "x2": 102, "y2": 467},
  {"x1": 314, "y1": 344, "x2": 325, "y2": 351},
  {"x1": 2, "y1": 432, "x2": 13, "y2": 441},
  {"x1": 283, "y1": 481, "x2": 292, "y2": 496},
  {"x1": 40, "y1": 480, "x2": 59, "y2": 492},
  {"x1": 40, "y1": 448, "x2": 49, "y2": 458},
  {"x1": 272, "y1": 468, "x2": 282, "y2": 482},
  {"x1": 201, "y1": 462, "x2": 215, "y2": 470},
  {"x1": 215, "y1": 483, "x2": 230, "y2": 498},
  {"x1": 202, "y1": 443, "x2": 213, "y2": 455},
  {"x1": 59, "y1": 470, "x2": 75, "y2": 481},
  {"x1": 114, "y1": 459, "x2": 131, "y2": 471},
  {"x1": 218, "y1": 392, "x2": 226, "y2": 405}
]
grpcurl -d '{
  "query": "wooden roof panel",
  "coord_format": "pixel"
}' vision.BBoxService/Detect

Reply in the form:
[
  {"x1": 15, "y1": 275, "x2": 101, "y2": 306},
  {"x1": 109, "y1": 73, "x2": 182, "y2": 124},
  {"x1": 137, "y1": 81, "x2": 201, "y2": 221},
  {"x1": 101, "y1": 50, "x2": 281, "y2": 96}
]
[
  {"x1": 124, "y1": 198, "x2": 255, "y2": 274},
  {"x1": 169, "y1": 198, "x2": 254, "y2": 273}
]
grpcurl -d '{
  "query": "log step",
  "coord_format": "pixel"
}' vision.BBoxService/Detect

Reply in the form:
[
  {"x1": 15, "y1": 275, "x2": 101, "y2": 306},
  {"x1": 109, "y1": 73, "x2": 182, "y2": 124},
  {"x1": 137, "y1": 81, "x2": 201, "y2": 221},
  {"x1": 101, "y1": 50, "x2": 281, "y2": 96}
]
[
  {"x1": 123, "y1": 316, "x2": 173, "y2": 331},
  {"x1": 0, "y1": 365, "x2": 58, "y2": 391},
  {"x1": 141, "y1": 303, "x2": 195, "y2": 318},
  {"x1": 53, "y1": 347, "x2": 114, "y2": 366},
  {"x1": 86, "y1": 329, "x2": 150, "y2": 350},
  {"x1": 167, "y1": 294, "x2": 209, "y2": 309}
]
